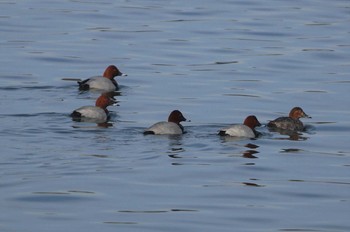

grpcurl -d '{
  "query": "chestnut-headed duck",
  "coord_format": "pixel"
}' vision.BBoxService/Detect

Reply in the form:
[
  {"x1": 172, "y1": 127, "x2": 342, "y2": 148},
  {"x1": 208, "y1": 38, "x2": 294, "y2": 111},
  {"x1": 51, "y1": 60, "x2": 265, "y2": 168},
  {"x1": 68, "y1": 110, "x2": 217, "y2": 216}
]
[
  {"x1": 144, "y1": 110, "x2": 187, "y2": 135},
  {"x1": 70, "y1": 94, "x2": 117, "y2": 123},
  {"x1": 218, "y1": 115, "x2": 261, "y2": 138},
  {"x1": 267, "y1": 107, "x2": 311, "y2": 131},
  {"x1": 78, "y1": 65, "x2": 127, "y2": 91}
]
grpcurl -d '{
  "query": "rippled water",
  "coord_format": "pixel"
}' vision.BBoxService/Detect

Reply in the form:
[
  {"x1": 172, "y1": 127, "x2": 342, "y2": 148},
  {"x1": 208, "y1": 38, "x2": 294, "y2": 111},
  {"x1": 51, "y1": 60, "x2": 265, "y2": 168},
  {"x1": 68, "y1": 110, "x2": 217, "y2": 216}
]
[{"x1": 1, "y1": 1, "x2": 350, "y2": 231}]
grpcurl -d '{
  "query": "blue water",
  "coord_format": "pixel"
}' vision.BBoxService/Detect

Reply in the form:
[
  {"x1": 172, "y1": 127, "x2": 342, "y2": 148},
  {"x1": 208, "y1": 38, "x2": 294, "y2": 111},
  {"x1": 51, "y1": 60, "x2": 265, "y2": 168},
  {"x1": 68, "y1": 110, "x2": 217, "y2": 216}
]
[{"x1": 1, "y1": 1, "x2": 350, "y2": 231}]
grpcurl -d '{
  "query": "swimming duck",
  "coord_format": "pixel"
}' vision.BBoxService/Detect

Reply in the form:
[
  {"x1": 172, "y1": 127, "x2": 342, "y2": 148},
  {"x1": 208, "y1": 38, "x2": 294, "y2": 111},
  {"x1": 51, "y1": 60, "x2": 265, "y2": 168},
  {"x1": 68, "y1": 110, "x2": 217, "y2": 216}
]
[
  {"x1": 267, "y1": 107, "x2": 311, "y2": 131},
  {"x1": 144, "y1": 110, "x2": 187, "y2": 135},
  {"x1": 218, "y1": 115, "x2": 261, "y2": 138},
  {"x1": 78, "y1": 65, "x2": 127, "y2": 91},
  {"x1": 70, "y1": 94, "x2": 117, "y2": 122}
]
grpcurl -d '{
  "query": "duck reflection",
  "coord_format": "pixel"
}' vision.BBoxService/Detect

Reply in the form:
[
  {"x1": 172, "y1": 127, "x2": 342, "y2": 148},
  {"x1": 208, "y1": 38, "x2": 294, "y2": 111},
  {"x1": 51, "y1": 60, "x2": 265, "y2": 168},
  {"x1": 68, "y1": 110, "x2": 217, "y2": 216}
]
[
  {"x1": 242, "y1": 143, "x2": 260, "y2": 158},
  {"x1": 267, "y1": 127, "x2": 308, "y2": 141},
  {"x1": 220, "y1": 135, "x2": 261, "y2": 159},
  {"x1": 167, "y1": 135, "x2": 185, "y2": 161},
  {"x1": 242, "y1": 181, "x2": 265, "y2": 187},
  {"x1": 72, "y1": 121, "x2": 114, "y2": 129},
  {"x1": 242, "y1": 149, "x2": 259, "y2": 159},
  {"x1": 96, "y1": 122, "x2": 114, "y2": 128}
]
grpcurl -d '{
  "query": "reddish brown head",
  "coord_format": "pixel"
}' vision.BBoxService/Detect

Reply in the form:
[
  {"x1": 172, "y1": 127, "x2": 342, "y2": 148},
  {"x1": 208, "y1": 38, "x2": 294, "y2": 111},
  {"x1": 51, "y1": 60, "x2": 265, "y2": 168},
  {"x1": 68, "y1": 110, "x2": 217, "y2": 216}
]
[
  {"x1": 243, "y1": 115, "x2": 261, "y2": 129},
  {"x1": 289, "y1": 107, "x2": 310, "y2": 119},
  {"x1": 103, "y1": 65, "x2": 126, "y2": 79},
  {"x1": 95, "y1": 94, "x2": 117, "y2": 109},
  {"x1": 168, "y1": 110, "x2": 187, "y2": 125}
]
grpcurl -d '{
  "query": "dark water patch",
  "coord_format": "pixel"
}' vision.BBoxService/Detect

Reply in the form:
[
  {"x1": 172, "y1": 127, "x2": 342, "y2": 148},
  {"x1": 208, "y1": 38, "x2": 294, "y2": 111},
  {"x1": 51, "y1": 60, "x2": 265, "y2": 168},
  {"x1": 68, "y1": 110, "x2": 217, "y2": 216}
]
[
  {"x1": 314, "y1": 123, "x2": 350, "y2": 132},
  {"x1": 7, "y1": 39, "x2": 35, "y2": 43},
  {"x1": 214, "y1": 61, "x2": 239, "y2": 65},
  {"x1": 93, "y1": 28, "x2": 162, "y2": 33},
  {"x1": 157, "y1": 39, "x2": 191, "y2": 47},
  {"x1": 242, "y1": 150, "x2": 259, "y2": 159},
  {"x1": 269, "y1": 133, "x2": 309, "y2": 141},
  {"x1": 152, "y1": 63, "x2": 177, "y2": 67},
  {"x1": 289, "y1": 179, "x2": 305, "y2": 182},
  {"x1": 223, "y1": 93, "x2": 261, "y2": 98},
  {"x1": 168, "y1": 38, "x2": 190, "y2": 42},
  {"x1": 71, "y1": 123, "x2": 115, "y2": 130},
  {"x1": 281, "y1": 148, "x2": 304, "y2": 153},
  {"x1": 168, "y1": 147, "x2": 185, "y2": 153},
  {"x1": 0, "y1": 85, "x2": 71, "y2": 91},
  {"x1": 233, "y1": 79, "x2": 263, "y2": 82},
  {"x1": 86, "y1": 26, "x2": 113, "y2": 31},
  {"x1": 327, "y1": 80, "x2": 350, "y2": 84},
  {"x1": 82, "y1": 154, "x2": 110, "y2": 158},
  {"x1": 118, "y1": 208, "x2": 198, "y2": 214},
  {"x1": 279, "y1": 229, "x2": 320, "y2": 232},
  {"x1": 0, "y1": 74, "x2": 36, "y2": 82},
  {"x1": 187, "y1": 61, "x2": 238, "y2": 66},
  {"x1": 171, "y1": 208, "x2": 198, "y2": 212},
  {"x1": 303, "y1": 90, "x2": 328, "y2": 93},
  {"x1": 104, "y1": 221, "x2": 138, "y2": 225},
  {"x1": 242, "y1": 182, "x2": 265, "y2": 187},
  {"x1": 305, "y1": 22, "x2": 333, "y2": 26},
  {"x1": 289, "y1": 179, "x2": 350, "y2": 186},
  {"x1": 302, "y1": 48, "x2": 334, "y2": 52},
  {"x1": 14, "y1": 191, "x2": 94, "y2": 203},
  {"x1": 168, "y1": 154, "x2": 182, "y2": 160},
  {"x1": 276, "y1": 188, "x2": 337, "y2": 200},
  {"x1": 118, "y1": 210, "x2": 168, "y2": 214},
  {"x1": 190, "y1": 68, "x2": 217, "y2": 72},
  {"x1": 0, "y1": 112, "x2": 66, "y2": 118},
  {"x1": 67, "y1": 190, "x2": 95, "y2": 194},
  {"x1": 163, "y1": 19, "x2": 202, "y2": 23},
  {"x1": 242, "y1": 30, "x2": 294, "y2": 38},
  {"x1": 256, "y1": 52, "x2": 284, "y2": 56},
  {"x1": 33, "y1": 56, "x2": 82, "y2": 63},
  {"x1": 307, "y1": 150, "x2": 349, "y2": 158},
  {"x1": 0, "y1": 1, "x2": 15, "y2": 6}
]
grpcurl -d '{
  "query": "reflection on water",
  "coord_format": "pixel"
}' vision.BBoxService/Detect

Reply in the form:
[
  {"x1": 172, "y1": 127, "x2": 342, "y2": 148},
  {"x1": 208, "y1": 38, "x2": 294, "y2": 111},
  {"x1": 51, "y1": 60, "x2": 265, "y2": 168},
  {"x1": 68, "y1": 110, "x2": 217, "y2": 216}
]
[
  {"x1": 242, "y1": 149, "x2": 259, "y2": 159},
  {"x1": 72, "y1": 121, "x2": 114, "y2": 128},
  {"x1": 280, "y1": 148, "x2": 304, "y2": 154},
  {"x1": 268, "y1": 127, "x2": 309, "y2": 141},
  {"x1": 220, "y1": 135, "x2": 261, "y2": 159},
  {"x1": 15, "y1": 191, "x2": 95, "y2": 203},
  {"x1": 242, "y1": 182, "x2": 265, "y2": 187}
]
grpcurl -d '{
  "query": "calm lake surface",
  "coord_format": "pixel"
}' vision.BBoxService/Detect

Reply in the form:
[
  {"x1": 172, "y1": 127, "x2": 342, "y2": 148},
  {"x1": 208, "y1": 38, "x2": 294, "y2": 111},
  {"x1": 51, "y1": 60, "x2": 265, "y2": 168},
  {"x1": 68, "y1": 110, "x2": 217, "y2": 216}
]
[{"x1": 1, "y1": 0, "x2": 350, "y2": 231}]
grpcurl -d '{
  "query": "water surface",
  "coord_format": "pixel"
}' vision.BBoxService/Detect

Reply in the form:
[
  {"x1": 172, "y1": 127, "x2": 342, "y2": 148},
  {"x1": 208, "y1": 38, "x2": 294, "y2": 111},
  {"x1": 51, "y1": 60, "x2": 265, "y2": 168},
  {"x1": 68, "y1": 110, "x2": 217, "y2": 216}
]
[{"x1": 1, "y1": 0, "x2": 350, "y2": 231}]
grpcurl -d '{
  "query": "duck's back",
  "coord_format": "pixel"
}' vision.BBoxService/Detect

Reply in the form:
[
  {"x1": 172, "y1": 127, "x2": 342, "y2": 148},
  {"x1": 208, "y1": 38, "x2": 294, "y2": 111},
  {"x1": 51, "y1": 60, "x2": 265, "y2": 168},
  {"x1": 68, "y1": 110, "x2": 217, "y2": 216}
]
[
  {"x1": 71, "y1": 106, "x2": 107, "y2": 121},
  {"x1": 144, "y1": 121, "x2": 183, "y2": 135},
  {"x1": 267, "y1": 117, "x2": 303, "y2": 131},
  {"x1": 79, "y1": 76, "x2": 117, "y2": 91},
  {"x1": 219, "y1": 124, "x2": 255, "y2": 138}
]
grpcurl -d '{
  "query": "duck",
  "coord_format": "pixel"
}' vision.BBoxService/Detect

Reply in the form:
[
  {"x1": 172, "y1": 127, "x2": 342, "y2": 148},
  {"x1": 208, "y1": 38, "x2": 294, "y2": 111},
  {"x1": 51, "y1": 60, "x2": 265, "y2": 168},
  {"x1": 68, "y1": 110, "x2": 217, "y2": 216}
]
[
  {"x1": 78, "y1": 65, "x2": 127, "y2": 91},
  {"x1": 218, "y1": 115, "x2": 261, "y2": 138},
  {"x1": 70, "y1": 94, "x2": 117, "y2": 123},
  {"x1": 144, "y1": 110, "x2": 187, "y2": 135},
  {"x1": 267, "y1": 107, "x2": 311, "y2": 131}
]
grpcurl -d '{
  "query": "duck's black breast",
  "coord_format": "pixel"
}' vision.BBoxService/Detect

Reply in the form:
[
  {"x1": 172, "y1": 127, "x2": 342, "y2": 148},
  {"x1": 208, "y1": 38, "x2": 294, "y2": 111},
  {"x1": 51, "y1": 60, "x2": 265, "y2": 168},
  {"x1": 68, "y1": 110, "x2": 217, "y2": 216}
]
[
  {"x1": 78, "y1": 79, "x2": 90, "y2": 91},
  {"x1": 143, "y1": 130, "x2": 155, "y2": 135},
  {"x1": 70, "y1": 110, "x2": 81, "y2": 118},
  {"x1": 218, "y1": 130, "x2": 227, "y2": 136}
]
